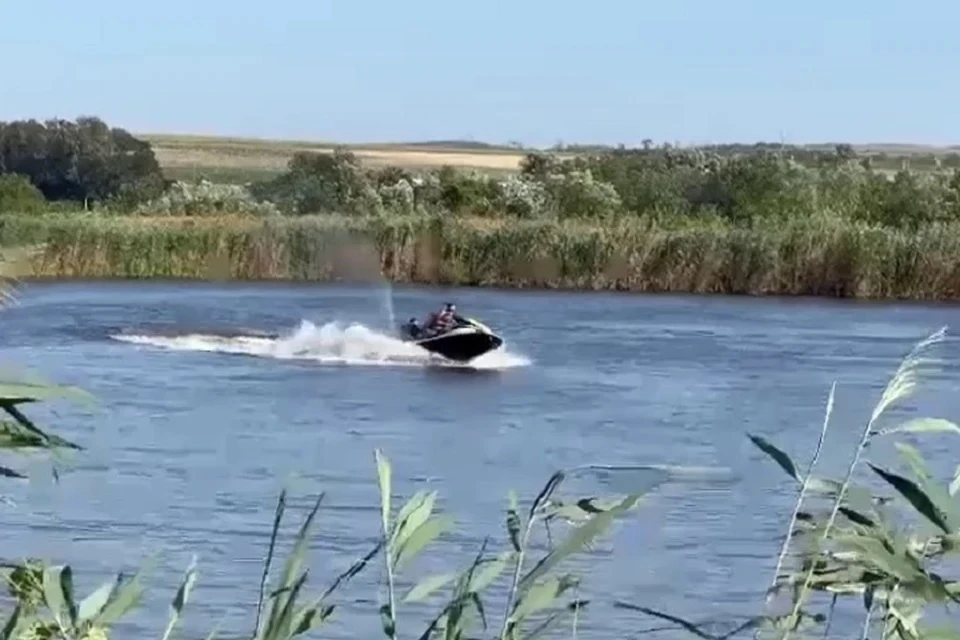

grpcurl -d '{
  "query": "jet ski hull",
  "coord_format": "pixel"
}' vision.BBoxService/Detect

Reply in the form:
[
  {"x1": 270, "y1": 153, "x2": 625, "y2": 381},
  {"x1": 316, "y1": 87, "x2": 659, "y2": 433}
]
[
  {"x1": 399, "y1": 318, "x2": 503, "y2": 362},
  {"x1": 413, "y1": 330, "x2": 503, "y2": 362}
]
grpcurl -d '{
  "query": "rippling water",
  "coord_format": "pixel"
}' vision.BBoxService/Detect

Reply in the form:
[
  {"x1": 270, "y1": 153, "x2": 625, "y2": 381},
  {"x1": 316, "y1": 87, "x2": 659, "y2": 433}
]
[{"x1": 1, "y1": 281, "x2": 958, "y2": 639}]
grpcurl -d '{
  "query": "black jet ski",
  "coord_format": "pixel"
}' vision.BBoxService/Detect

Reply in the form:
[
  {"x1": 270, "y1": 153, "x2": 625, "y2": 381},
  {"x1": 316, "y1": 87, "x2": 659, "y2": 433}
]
[{"x1": 399, "y1": 315, "x2": 503, "y2": 362}]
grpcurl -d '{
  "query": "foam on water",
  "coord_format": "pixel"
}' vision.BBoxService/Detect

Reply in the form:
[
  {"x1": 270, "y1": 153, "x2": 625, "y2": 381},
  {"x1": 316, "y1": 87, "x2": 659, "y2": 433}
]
[{"x1": 109, "y1": 319, "x2": 532, "y2": 370}]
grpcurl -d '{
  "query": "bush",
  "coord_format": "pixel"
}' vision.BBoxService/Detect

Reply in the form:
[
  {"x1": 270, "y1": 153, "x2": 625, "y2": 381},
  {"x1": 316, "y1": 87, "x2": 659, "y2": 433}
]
[
  {"x1": 249, "y1": 148, "x2": 383, "y2": 215},
  {"x1": 377, "y1": 178, "x2": 417, "y2": 216},
  {"x1": 433, "y1": 166, "x2": 504, "y2": 216},
  {"x1": 497, "y1": 174, "x2": 548, "y2": 218},
  {"x1": 541, "y1": 169, "x2": 622, "y2": 219},
  {"x1": 132, "y1": 179, "x2": 280, "y2": 217},
  {"x1": 0, "y1": 174, "x2": 46, "y2": 214},
  {"x1": 852, "y1": 168, "x2": 960, "y2": 228}
]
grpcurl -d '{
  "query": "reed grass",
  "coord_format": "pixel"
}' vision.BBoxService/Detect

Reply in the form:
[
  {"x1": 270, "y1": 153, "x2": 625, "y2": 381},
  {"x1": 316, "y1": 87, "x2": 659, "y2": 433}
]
[
  {"x1": 3, "y1": 213, "x2": 960, "y2": 299},
  {"x1": 744, "y1": 326, "x2": 960, "y2": 640}
]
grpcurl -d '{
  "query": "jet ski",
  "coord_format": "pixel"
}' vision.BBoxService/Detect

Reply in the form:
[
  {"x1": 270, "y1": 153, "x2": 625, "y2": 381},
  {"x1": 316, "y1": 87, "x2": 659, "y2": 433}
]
[{"x1": 399, "y1": 314, "x2": 504, "y2": 362}]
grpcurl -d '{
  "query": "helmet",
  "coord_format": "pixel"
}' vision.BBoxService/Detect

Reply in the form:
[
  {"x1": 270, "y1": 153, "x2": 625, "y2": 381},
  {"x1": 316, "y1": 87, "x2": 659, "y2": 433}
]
[{"x1": 444, "y1": 302, "x2": 456, "y2": 311}]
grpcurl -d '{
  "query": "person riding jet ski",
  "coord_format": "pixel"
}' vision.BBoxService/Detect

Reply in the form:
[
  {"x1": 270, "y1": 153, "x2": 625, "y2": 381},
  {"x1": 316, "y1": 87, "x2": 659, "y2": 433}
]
[
  {"x1": 426, "y1": 303, "x2": 459, "y2": 333},
  {"x1": 402, "y1": 317, "x2": 423, "y2": 339},
  {"x1": 402, "y1": 303, "x2": 466, "y2": 340}
]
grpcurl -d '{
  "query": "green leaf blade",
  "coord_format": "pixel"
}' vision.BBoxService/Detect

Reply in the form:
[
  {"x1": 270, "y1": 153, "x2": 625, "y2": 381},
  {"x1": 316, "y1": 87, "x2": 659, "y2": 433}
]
[
  {"x1": 264, "y1": 493, "x2": 324, "y2": 638},
  {"x1": 868, "y1": 463, "x2": 951, "y2": 534},
  {"x1": 509, "y1": 575, "x2": 579, "y2": 625},
  {"x1": 391, "y1": 491, "x2": 437, "y2": 560},
  {"x1": 160, "y1": 555, "x2": 199, "y2": 640},
  {"x1": 518, "y1": 492, "x2": 643, "y2": 592},
  {"x1": 41, "y1": 565, "x2": 71, "y2": 628},
  {"x1": 878, "y1": 417, "x2": 960, "y2": 437},
  {"x1": 374, "y1": 449, "x2": 392, "y2": 534},
  {"x1": 0, "y1": 465, "x2": 25, "y2": 478},
  {"x1": 505, "y1": 489, "x2": 521, "y2": 553},
  {"x1": 467, "y1": 550, "x2": 513, "y2": 593},
  {"x1": 77, "y1": 580, "x2": 117, "y2": 624},
  {"x1": 394, "y1": 514, "x2": 455, "y2": 572},
  {"x1": 403, "y1": 573, "x2": 457, "y2": 603},
  {"x1": 96, "y1": 557, "x2": 159, "y2": 626},
  {"x1": 747, "y1": 434, "x2": 800, "y2": 482}
]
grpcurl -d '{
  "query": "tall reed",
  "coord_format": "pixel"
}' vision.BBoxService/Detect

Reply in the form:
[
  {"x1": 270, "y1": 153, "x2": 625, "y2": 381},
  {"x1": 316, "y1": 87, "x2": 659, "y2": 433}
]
[
  {"x1": 615, "y1": 327, "x2": 960, "y2": 640},
  {"x1": 4, "y1": 213, "x2": 960, "y2": 299}
]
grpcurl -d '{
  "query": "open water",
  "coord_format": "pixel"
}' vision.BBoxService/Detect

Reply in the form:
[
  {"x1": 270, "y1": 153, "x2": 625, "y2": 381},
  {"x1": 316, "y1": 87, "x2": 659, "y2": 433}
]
[{"x1": 1, "y1": 281, "x2": 958, "y2": 639}]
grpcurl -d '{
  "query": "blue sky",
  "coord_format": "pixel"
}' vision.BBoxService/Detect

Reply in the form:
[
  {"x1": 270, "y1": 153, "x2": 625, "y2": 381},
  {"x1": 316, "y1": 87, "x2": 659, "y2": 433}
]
[{"x1": 4, "y1": 0, "x2": 957, "y2": 147}]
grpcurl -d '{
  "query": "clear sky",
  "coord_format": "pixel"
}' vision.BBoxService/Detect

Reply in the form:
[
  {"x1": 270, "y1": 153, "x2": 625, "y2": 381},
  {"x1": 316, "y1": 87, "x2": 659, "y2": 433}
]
[{"x1": 4, "y1": 0, "x2": 958, "y2": 147}]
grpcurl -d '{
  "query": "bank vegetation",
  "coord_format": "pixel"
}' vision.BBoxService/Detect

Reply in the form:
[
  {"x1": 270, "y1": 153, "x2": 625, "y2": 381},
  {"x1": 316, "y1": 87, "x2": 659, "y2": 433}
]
[{"x1": 4, "y1": 116, "x2": 960, "y2": 298}]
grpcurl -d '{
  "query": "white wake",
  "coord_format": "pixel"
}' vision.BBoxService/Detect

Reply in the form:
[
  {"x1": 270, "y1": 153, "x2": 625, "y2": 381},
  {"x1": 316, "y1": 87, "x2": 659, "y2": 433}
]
[{"x1": 109, "y1": 320, "x2": 531, "y2": 370}]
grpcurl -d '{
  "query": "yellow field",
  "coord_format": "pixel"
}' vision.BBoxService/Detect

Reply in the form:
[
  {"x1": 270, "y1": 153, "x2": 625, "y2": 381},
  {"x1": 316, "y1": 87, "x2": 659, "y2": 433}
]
[{"x1": 141, "y1": 133, "x2": 552, "y2": 175}]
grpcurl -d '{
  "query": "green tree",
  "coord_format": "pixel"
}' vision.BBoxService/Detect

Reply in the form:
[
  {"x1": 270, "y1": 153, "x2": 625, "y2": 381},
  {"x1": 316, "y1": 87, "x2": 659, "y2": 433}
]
[
  {"x1": 249, "y1": 148, "x2": 382, "y2": 215},
  {"x1": 0, "y1": 116, "x2": 166, "y2": 205}
]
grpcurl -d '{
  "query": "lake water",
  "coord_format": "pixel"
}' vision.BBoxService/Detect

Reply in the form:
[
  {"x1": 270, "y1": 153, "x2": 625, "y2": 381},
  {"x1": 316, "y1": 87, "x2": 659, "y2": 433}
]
[{"x1": 1, "y1": 281, "x2": 958, "y2": 640}]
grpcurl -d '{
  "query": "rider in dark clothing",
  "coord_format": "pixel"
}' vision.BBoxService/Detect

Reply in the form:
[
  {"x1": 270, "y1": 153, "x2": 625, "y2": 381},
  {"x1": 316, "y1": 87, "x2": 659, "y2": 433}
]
[{"x1": 403, "y1": 317, "x2": 423, "y2": 339}]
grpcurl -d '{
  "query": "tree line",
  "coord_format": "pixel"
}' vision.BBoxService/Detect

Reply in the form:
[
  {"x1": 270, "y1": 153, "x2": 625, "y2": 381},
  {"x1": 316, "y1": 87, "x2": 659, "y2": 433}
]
[
  {"x1": 242, "y1": 143, "x2": 960, "y2": 229},
  {"x1": 3, "y1": 115, "x2": 960, "y2": 230},
  {"x1": 0, "y1": 116, "x2": 167, "y2": 210}
]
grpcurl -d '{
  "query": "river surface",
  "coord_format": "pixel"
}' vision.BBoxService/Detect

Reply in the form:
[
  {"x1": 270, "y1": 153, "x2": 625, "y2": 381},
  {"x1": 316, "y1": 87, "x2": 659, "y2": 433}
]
[{"x1": 1, "y1": 281, "x2": 959, "y2": 640}]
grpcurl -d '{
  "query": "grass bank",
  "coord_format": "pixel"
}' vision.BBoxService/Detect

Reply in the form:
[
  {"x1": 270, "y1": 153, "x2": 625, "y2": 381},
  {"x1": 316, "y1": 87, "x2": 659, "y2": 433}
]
[{"x1": 3, "y1": 213, "x2": 960, "y2": 299}]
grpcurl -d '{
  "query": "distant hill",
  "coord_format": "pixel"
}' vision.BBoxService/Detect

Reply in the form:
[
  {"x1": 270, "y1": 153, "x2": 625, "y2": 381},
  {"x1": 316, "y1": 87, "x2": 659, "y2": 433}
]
[
  {"x1": 555, "y1": 141, "x2": 960, "y2": 156},
  {"x1": 389, "y1": 139, "x2": 524, "y2": 151}
]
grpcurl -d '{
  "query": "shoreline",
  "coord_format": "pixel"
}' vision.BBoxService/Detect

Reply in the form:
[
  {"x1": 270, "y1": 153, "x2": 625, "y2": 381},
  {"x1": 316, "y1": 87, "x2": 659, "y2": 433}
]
[{"x1": 15, "y1": 275, "x2": 960, "y2": 309}]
